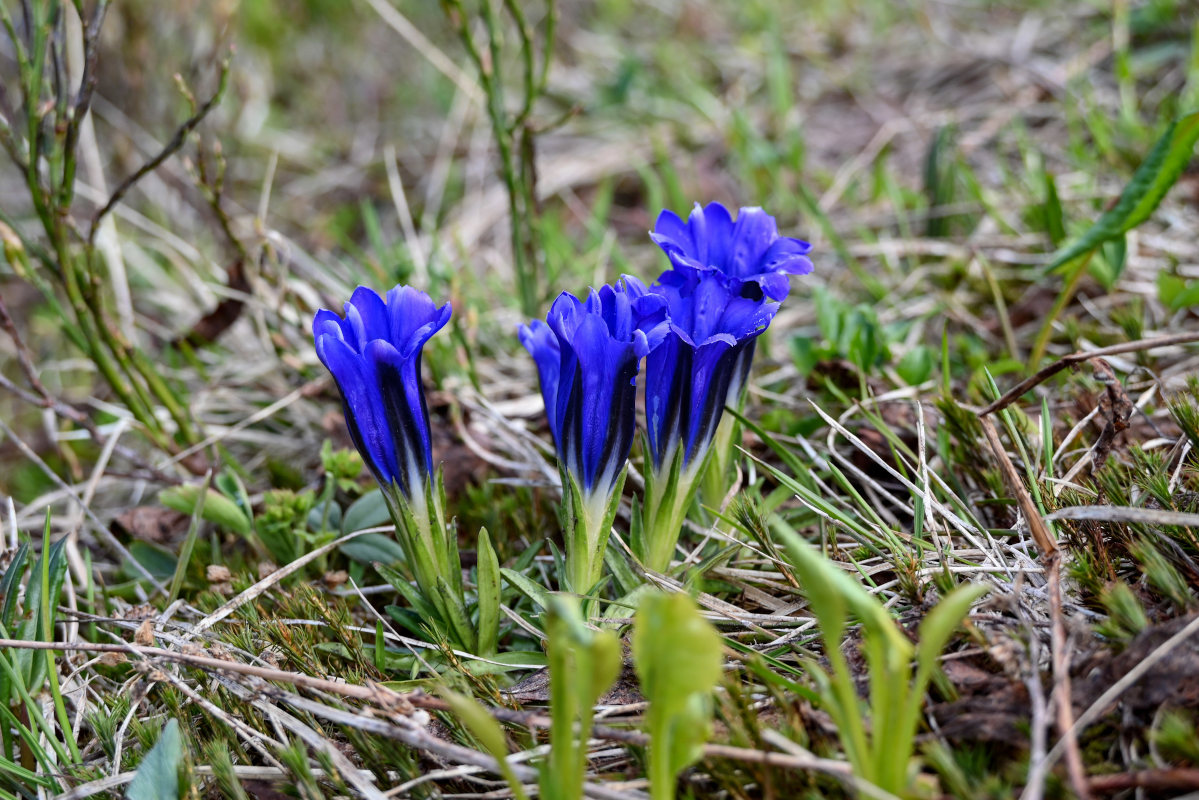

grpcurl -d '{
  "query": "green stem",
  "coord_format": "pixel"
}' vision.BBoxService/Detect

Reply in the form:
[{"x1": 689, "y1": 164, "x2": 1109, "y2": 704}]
[
  {"x1": 39, "y1": 514, "x2": 81, "y2": 764},
  {"x1": 648, "y1": 712, "x2": 674, "y2": 800},
  {"x1": 1028, "y1": 250, "x2": 1095, "y2": 368},
  {"x1": 642, "y1": 459, "x2": 700, "y2": 574}
]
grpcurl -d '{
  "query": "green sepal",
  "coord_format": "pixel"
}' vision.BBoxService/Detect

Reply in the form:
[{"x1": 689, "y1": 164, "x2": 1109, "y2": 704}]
[
  {"x1": 638, "y1": 432, "x2": 709, "y2": 573},
  {"x1": 558, "y1": 464, "x2": 626, "y2": 599},
  {"x1": 437, "y1": 575, "x2": 477, "y2": 653},
  {"x1": 376, "y1": 563, "x2": 442, "y2": 629}
]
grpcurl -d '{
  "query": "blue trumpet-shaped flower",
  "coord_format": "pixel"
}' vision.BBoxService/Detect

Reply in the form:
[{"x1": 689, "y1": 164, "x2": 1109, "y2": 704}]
[
  {"x1": 644, "y1": 268, "x2": 779, "y2": 473},
  {"x1": 520, "y1": 280, "x2": 667, "y2": 497},
  {"x1": 520, "y1": 279, "x2": 667, "y2": 593},
  {"x1": 651, "y1": 202, "x2": 812, "y2": 301},
  {"x1": 313, "y1": 285, "x2": 451, "y2": 502},
  {"x1": 633, "y1": 268, "x2": 779, "y2": 572}
]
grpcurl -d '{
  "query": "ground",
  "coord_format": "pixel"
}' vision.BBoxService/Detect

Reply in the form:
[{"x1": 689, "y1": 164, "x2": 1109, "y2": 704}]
[{"x1": 1, "y1": 0, "x2": 1199, "y2": 798}]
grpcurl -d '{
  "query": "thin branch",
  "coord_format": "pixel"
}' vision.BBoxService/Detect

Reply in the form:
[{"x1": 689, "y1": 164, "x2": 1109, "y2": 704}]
[
  {"x1": 59, "y1": 0, "x2": 110, "y2": 203},
  {"x1": 1048, "y1": 554, "x2": 1091, "y2": 800},
  {"x1": 979, "y1": 415, "x2": 1057, "y2": 557},
  {"x1": 88, "y1": 54, "x2": 231, "y2": 244},
  {"x1": 979, "y1": 331, "x2": 1199, "y2": 417}
]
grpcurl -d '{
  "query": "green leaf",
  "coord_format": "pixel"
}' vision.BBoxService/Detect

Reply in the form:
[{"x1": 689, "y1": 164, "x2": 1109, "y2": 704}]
[
  {"x1": 307, "y1": 499, "x2": 341, "y2": 532},
  {"x1": 1048, "y1": 112, "x2": 1199, "y2": 272},
  {"x1": 440, "y1": 690, "x2": 513, "y2": 770},
  {"x1": 500, "y1": 567, "x2": 551, "y2": 610},
  {"x1": 125, "y1": 719, "x2": 183, "y2": 800},
  {"x1": 436, "y1": 575, "x2": 476, "y2": 653},
  {"x1": 896, "y1": 346, "x2": 934, "y2": 386},
  {"x1": 476, "y1": 528, "x2": 501, "y2": 658},
  {"x1": 461, "y1": 650, "x2": 548, "y2": 676},
  {"x1": 339, "y1": 533, "x2": 406, "y2": 567},
  {"x1": 633, "y1": 592, "x2": 723, "y2": 799},
  {"x1": 914, "y1": 583, "x2": 989, "y2": 680},
  {"x1": 123, "y1": 542, "x2": 177, "y2": 582},
  {"x1": 543, "y1": 595, "x2": 621, "y2": 800},
  {"x1": 0, "y1": 542, "x2": 29, "y2": 631},
  {"x1": 159, "y1": 486, "x2": 251, "y2": 536},
  {"x1": 923, "y1": 125, "x2": 956, "y2": 238},
  {"x1": 167, "y1": 472, "x2": 210, "y2": 606},
  {"x1": 1092, "y1": 233, "x2": 1127, "y2": 289},
  {"x1": 1157, "y1": 272, "x2": 1199, "y2": 311},
  {"x1": 340, "y1": 489, "x2": 392, "y2": 535},
  {"x1": 1042, "y1": 170, "x2": 1066, "y2": 247}
]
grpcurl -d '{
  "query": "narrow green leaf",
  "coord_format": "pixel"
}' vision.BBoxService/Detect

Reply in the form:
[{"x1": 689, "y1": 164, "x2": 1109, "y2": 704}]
[
  {"x1": 476, "y1": 528, "x2": 501, "y2": 658},
  {"x1": 1048, "y1": 112, "x2": 1199, "y2": 272},
  {"x1": 159, "y1": 486, "x2": 251, "y2": 536},
  {"x1": 500, "y1": 567, "x2": 551, "y2": 611},
  {"x1": 0, "y1": 542, "x2": 29, "y2": 631},
  {"x1": 440, "y1": 689, "x2": 521, "y2": 793},
  {"x1": 436, "y1": 575, "x2": 476, "y2": 653},
  {"x1": 167, "y1": 473, "x2": 210, "y2": 605},
  {"x1": 1042, "y1": 170, "x2": 1066, "y2": 247}
]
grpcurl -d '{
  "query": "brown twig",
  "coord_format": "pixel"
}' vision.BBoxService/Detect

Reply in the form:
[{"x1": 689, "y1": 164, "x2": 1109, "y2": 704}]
[
  {"x1": 1088, "y1": 768, "x2": 1199, "y2": 793},
  {"x1": 979, "y1": 415, "x2": 1086, "y2": 798},
  {"x1": 978, "y1": 415, "x2": 1057, "y2": 556},
  {"x1": 88, "y1": 54, "x2": 231, "y2": 245},
  {"x1": 1047, "y1": 553, "x2": 1091, "y2": 800},
  {"x1": 979, "y1": 331, "x2": 1199, "y2": 417}
]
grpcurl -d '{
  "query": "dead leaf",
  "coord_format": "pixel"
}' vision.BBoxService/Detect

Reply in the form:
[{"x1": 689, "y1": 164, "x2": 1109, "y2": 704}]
[
  {"x1": 134, "y1": 619, "x2": 155, "y2": 647},
  {"x1": 1089, "y1": 358, "x2": 1133, "y2": 472},
  {"x1": 206, "y1": 564, "x2": 232, "y2": 583},
  {"x1": 112, "y1": 507, "x2": 188, "y2": 544}
]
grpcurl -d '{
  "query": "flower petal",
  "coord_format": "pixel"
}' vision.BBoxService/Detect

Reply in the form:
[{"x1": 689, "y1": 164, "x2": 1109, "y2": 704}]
[
  {"x1": 345, "y1": 286, "x2": 390, "y2": 348},
  {"x1": 312, "y1": 284, "x2": 450, "y2": 498},
  {"x1": 316, "y1": 335, "x2": 399, "y2": 484},
  {"x1": 519, "y1": 319, "x2": 564, "y2": 447}
]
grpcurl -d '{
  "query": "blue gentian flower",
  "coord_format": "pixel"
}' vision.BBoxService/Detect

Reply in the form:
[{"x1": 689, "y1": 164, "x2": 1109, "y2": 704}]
[
  {"x1": 644, "y1": 268, "x2": 779, "y2": 473},
  {"x1": 651, "y1": 202, "x2": 812, "y2": 301},
  {"x1": 313, "y1": 285, "x2": 451, "y2": 502},
  {"x1": 521, "y1": 279, "x2": 667, "y2": 496},
  {"x1": 521, "y1": 279, "x2": 667, "y2": 593}
]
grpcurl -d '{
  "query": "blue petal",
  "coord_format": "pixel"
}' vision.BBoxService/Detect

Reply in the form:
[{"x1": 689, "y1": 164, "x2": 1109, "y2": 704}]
[
  {"x1": 345, "y1": 286, "x2": 390, "y2": 348},
  {"x1": 691, "y1": 202, "x2": 734, "y2": 270},
  {"x1": 524, "y1": 284, "x2": 650, "y2": 496},
  {"x1": 519, "y1": 319, "x2": 564, "y2": 448},
  {"x1": 313, "y1": 308, "x2": 351, "y2": 346},
  {"x1": 316, "y1": 335, "x2": 399, "y2": 484},
  {"x1": 683, "y1": 337, "x2": 740, "y2": 461},
  {"x1": 761, "y1": 236, "x2": 814, "y2": 275},
  {"x1": 368, "y1": 339, "x2": 434, "y2": 498},
  {"x1": 727, "y1": 207, "x2": 778, "y2": 279},
  {"x1": 570, "y1": 313, "x2": 640, "y2": 492},
  {"x1": 312, "y1": 284, "x2": 451, "y2": 497},
  {"x1": 640, "y1": 267, "x2": 780, "y2": 470},
  {"x1": 651, "y1": 202, "x2": 812, "y2": 301},
  {"x1": 385, "y1": 285, "x2": 452, "y2": 357}
]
